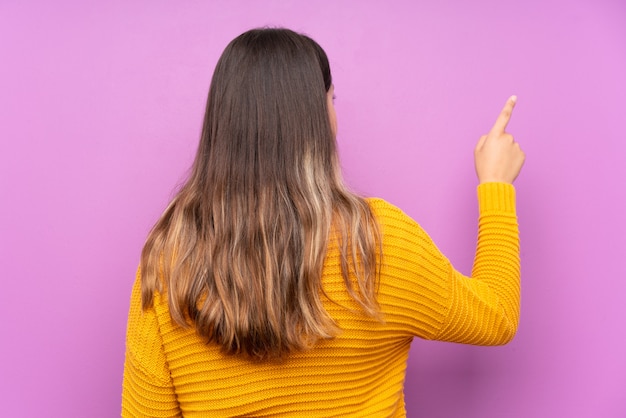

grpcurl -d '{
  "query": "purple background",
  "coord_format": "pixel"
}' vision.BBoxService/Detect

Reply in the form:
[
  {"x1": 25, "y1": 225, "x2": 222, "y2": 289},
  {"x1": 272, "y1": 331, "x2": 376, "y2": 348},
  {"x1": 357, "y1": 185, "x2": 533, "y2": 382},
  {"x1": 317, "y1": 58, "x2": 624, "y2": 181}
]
[{"x1": 1, "y1": 1, "x2": 625, "y2": 417}]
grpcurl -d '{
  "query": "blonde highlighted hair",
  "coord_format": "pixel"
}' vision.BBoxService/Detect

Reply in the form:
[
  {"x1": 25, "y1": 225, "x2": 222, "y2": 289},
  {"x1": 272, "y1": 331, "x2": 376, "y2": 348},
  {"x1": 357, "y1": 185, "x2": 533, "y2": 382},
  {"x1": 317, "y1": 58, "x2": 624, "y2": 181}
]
[{"x1": 141, "y1": 28, "x2": 380, "y2": 361}]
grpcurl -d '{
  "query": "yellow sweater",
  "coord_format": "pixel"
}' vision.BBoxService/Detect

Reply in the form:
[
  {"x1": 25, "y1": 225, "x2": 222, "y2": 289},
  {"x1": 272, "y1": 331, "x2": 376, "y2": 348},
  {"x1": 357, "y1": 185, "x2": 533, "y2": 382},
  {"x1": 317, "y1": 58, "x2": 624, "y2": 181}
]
[{"x1": 122, "y1": 183, "x2": 520, "y2": 417}]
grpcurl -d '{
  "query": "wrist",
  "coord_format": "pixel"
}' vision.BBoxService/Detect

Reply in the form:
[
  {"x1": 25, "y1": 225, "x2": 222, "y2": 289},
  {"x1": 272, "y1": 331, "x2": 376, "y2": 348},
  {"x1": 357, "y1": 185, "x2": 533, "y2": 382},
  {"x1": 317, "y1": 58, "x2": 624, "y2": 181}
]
[{"x1": 477, "y1": 183, "x2": 517, "y2": 213}]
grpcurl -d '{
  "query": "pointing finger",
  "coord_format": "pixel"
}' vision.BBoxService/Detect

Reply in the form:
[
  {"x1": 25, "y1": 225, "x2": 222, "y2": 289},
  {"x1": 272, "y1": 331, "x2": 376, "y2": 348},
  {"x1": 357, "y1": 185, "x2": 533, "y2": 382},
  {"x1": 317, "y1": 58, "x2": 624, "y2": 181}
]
[{"x1": 490, "y1": 95, "x2": 517, "y2": 135}]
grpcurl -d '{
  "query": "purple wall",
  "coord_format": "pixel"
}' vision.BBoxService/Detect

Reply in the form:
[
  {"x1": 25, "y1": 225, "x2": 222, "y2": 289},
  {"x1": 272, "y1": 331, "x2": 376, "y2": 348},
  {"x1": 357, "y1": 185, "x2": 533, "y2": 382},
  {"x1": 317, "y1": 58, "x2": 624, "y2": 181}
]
[{"x1": 1, "y1": 1, "x2": 624, "y2": 416}]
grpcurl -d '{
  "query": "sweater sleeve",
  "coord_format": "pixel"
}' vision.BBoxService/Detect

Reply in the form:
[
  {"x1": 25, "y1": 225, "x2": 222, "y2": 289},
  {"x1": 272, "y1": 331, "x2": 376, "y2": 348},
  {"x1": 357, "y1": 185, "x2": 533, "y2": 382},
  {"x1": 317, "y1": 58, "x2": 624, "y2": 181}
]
[
  {"x1": 121, "y1": 269, "x2": 181, "y2": 417},
  {"x1": 433, "y1": 182, "x2": 520, "y2": 345},
  {"x1": 371, "y1": 182, "x2": 520, "y2": 345}
]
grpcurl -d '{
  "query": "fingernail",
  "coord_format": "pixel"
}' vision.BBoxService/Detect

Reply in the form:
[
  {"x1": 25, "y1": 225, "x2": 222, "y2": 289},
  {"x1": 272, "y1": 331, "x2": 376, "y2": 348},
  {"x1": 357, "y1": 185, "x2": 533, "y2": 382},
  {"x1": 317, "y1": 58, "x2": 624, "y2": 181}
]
[{"x1": 510, "y1": 95, "x2": 518, "y2": 103}]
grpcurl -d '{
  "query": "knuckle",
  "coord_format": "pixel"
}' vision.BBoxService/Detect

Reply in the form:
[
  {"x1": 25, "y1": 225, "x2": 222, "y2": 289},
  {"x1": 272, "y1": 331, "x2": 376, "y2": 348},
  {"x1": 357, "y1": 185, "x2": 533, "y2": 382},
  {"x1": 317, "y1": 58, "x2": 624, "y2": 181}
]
[{"x1": 475, "y1": 135, "x2": 487, "y2": 151}]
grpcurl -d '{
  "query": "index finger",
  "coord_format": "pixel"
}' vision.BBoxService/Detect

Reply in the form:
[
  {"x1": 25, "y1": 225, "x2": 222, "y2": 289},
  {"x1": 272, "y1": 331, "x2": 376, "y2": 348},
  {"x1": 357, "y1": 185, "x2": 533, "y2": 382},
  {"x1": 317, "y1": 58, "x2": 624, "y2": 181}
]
[{"x1": 490, "y1": 95, "x2": 517, "y2": 135}]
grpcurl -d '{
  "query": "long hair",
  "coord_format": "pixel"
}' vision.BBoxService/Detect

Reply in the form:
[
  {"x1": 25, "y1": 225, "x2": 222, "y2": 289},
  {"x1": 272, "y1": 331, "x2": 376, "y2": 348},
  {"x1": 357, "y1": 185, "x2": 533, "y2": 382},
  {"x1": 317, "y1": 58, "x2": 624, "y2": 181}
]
[{"x1": 140, "y1": 28, "x2": 381, "y2": 361}]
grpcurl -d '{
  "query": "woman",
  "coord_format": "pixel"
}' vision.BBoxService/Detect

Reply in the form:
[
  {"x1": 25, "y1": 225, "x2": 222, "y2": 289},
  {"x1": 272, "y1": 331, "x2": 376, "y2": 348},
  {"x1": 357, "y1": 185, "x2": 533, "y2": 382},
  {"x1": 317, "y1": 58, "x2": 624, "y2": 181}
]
[{"x1": 122, "y1": 28, "x2": 524, "y2": 417}]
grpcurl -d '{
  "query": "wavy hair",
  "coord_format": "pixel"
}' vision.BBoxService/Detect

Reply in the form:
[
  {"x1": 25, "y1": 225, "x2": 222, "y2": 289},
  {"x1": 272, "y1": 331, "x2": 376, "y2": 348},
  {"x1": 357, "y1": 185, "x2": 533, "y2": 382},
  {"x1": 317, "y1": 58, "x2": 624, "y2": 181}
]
[{"x1": 140, "y1": 28, "x2": 381, "y2": 361}]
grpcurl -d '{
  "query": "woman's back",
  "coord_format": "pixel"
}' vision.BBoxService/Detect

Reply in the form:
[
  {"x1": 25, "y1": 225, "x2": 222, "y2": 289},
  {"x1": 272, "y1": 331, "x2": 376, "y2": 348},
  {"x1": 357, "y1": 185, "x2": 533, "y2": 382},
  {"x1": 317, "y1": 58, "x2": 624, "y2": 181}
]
[{"x1": 123, "y1": 188, "x2": 520, "y2": 416}]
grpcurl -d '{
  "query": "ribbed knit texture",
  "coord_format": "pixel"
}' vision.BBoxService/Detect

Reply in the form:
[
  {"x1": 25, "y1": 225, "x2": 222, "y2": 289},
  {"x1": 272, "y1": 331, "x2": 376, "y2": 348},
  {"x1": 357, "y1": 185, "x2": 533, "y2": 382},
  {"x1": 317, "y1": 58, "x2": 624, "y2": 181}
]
[{"x1": 122, "y1": 182, "x2": 520, "y2": 417}]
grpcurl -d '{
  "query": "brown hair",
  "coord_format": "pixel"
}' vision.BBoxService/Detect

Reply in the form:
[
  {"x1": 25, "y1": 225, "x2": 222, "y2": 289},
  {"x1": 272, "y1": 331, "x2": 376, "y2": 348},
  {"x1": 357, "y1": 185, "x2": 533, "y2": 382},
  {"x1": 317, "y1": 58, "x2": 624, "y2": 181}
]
[{"x1": 140, "y1": 28, "x2": 380, "y2": 361}]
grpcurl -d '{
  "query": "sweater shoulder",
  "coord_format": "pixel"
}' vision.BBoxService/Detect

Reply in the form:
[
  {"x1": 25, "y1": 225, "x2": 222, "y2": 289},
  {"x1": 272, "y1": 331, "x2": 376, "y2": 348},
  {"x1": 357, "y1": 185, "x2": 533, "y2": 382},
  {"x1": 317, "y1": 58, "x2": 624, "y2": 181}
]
[
  {"x1": 365, "y1": 197, "x2": 405, "y2": 217},
  {"x1": 365, "y1": 197, "x2": 421, "y2": 232}
]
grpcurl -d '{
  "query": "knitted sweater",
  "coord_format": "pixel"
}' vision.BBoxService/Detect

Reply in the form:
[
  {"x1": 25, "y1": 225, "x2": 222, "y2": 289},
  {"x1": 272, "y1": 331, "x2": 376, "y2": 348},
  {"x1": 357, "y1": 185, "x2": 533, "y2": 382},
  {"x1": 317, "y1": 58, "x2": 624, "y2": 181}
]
[{"x1": 122, "y1": 183, "x2": 520, "y2": 417}]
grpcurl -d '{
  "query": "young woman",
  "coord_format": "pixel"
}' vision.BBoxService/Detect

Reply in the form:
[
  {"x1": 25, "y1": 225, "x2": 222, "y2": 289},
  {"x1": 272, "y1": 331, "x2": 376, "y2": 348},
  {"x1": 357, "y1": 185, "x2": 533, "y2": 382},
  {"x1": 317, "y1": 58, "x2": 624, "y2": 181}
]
[{"x1": 122, "y1": 28, "x2": 524, "y2": 417}]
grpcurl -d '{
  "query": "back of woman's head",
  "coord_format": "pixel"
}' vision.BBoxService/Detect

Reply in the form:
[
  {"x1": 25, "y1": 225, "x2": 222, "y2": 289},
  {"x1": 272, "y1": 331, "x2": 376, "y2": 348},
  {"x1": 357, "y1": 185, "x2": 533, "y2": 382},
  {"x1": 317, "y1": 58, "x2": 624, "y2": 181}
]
[
  {"x1": 140, "y1": 28, "x2": 380, "y2": 361},
  {"x1": 196, "y1": 28, "x2": 336, "y2": 196}
]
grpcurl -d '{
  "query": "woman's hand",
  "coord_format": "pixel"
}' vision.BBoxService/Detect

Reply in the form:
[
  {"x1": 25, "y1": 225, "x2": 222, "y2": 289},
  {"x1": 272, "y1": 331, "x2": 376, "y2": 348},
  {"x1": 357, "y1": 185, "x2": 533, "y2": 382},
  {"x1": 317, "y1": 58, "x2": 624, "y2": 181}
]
[{"x1": 474, "y1": 96, "x2": 525, "y2": 184}]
